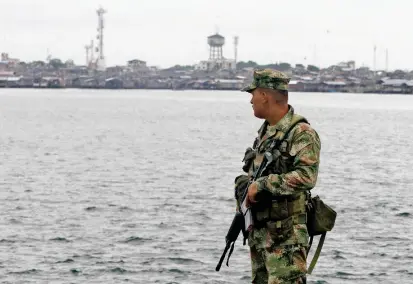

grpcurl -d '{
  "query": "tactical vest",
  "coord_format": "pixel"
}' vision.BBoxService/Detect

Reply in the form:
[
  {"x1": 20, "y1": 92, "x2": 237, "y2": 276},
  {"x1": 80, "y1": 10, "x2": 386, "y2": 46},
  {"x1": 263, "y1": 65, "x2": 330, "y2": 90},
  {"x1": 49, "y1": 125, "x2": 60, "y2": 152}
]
[{"x1": 242, "y1": 114, "x2": 309, "y2": 229}]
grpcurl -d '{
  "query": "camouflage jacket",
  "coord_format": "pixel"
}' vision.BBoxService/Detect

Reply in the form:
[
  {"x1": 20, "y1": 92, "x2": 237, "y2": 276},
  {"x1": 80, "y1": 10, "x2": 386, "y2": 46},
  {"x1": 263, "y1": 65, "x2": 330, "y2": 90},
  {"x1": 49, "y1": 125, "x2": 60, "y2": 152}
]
[{"x1": 247, "y1": 106, "x2": 321, "y2": 248}]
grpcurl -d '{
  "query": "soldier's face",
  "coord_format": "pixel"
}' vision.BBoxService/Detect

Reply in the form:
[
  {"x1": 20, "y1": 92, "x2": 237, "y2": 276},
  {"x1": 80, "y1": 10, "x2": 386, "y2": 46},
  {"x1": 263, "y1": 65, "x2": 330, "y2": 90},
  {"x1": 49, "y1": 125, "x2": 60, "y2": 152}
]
[{"x1": 250, "y1": 89, "x2": 266, "y2": 118}]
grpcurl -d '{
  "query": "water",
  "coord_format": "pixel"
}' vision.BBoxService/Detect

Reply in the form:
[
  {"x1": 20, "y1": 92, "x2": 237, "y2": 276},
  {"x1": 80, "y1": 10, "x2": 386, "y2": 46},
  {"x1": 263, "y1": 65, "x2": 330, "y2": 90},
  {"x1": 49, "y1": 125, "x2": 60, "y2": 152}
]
[{"x1": 0, "y1": 89, "x2": 412, "y2": 284}]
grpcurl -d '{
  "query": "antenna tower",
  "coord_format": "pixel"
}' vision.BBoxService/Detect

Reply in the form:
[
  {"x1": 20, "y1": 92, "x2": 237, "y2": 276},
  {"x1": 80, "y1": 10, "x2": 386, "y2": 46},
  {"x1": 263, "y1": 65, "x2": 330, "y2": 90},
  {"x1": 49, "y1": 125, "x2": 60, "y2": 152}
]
[
  {"x1": 233, "y1": 36, "x2": 239, "y2": 68},
  {"x1": 373, "y1": 45, "x2": 377, "y2": 76},
  {"x1": 96, "y1": 7, "x2": 107, "y2": 70},
  {"x1": 385, "y1": 48, "x2": 389, "y2": 72},
  {"x1": 84, "y1": 45, "x2": 90, "y2": 66}
]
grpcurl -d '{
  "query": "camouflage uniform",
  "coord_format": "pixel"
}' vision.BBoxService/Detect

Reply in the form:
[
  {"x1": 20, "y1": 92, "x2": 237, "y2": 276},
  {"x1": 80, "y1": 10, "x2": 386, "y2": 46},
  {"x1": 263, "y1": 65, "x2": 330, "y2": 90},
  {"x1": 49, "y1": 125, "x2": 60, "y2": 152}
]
[{"x1": 239, "y1": 69, "x2": 321, "y2": 284}]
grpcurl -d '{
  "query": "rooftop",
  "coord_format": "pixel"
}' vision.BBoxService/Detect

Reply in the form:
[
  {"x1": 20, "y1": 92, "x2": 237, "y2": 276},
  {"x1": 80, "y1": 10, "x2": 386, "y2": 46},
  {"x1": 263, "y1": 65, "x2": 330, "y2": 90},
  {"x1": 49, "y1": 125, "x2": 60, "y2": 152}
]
[{"x1": 207, "y1": 33, "x2": 224, "y2": 39}]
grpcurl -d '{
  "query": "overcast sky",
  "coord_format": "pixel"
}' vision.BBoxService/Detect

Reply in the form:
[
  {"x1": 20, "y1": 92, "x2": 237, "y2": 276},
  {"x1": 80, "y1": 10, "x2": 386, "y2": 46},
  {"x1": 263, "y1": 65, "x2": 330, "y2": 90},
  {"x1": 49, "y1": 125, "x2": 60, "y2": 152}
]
[{"x1": 0, "y1": 0, "x2": 411, "y2": 70}]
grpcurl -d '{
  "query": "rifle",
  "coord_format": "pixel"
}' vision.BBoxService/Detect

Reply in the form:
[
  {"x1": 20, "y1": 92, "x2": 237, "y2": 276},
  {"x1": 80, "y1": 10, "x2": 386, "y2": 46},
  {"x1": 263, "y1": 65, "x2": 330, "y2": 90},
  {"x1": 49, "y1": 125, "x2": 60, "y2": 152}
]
[{"x1": 216, "y1": 149, "x2": 274, "y2": 271}]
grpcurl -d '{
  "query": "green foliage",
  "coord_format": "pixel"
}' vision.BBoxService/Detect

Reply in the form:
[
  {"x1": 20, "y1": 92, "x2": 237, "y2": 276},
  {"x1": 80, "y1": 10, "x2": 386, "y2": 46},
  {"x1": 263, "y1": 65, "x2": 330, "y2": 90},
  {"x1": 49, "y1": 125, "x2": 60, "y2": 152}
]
[
  {"x1": 49, "y1": 58, "x2": 66, "y2": 69},
  {"x1": 307, "y1": 65, "x2": 320, "y2": 72}
]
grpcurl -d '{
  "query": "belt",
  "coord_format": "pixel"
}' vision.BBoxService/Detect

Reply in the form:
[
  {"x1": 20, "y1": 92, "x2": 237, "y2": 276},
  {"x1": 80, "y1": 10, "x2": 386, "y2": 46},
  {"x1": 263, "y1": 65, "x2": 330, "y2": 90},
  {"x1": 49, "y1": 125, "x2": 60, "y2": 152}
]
[{"x1": 254, "y1": 213, "x2": 307, "y2": 229}]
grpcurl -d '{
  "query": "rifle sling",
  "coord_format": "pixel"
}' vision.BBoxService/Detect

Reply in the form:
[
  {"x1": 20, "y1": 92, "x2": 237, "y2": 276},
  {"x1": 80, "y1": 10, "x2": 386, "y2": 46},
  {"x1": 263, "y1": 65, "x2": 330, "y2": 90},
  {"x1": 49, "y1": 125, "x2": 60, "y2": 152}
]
[
  {"x1": 215, "y1": 242, "x2": 230, "y2": 271},
  {"x1": 226, "y1": 241, "x2": 236, "y2": 267},
  {"x1": 307, "y1": 232, "x2": 326, "y2": 274}
]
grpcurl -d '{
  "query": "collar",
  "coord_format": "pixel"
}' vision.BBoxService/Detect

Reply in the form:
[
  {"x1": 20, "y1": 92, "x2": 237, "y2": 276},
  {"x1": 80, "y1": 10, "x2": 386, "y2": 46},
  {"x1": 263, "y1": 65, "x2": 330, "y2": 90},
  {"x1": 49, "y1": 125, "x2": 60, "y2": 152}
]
[{"x1": 257, "y1": 105, "x2": 295, "y2": 137}]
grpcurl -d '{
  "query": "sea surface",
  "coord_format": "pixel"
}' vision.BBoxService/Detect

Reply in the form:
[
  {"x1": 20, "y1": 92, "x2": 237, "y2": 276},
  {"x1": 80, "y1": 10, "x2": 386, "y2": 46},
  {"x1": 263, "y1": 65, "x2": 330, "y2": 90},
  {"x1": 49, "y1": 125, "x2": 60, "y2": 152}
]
[{"x1": 0, "y1": 89, "x2": 412, "y2": 284}]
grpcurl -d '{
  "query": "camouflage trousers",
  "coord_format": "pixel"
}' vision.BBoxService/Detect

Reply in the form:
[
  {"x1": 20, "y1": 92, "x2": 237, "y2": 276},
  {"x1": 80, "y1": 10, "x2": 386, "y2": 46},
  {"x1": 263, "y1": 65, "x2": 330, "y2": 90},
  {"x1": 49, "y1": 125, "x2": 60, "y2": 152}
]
[{"x1": 250, "y1": 244, "x2": 307, "y2": 284}]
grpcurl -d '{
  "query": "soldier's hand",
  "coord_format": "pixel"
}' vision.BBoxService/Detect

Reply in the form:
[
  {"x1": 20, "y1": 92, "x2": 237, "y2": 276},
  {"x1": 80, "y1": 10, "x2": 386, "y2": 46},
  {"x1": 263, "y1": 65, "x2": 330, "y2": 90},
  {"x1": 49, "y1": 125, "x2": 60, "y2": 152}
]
[{"x1": 246, "y1": 182, "x2": 258, "y2": 207}]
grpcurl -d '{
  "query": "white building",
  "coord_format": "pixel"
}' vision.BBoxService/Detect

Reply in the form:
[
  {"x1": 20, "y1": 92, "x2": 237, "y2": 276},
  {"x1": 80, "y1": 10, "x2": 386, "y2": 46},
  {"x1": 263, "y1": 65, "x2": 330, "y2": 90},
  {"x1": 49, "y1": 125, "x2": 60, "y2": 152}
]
[
  {"x1": 337, "y1": 61, "x2": 356, "y2": 71},
  {"x1": 195, "y1": 59, "x2": 236, "y2": 71}
]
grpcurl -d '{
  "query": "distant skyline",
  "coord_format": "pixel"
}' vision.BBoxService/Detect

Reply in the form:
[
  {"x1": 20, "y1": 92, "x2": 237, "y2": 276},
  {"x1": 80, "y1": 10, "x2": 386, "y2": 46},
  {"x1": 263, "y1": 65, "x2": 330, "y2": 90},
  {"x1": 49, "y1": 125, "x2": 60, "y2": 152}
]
[{"x1": 1, "y1": 0, "x2": 412, "y2": 70}]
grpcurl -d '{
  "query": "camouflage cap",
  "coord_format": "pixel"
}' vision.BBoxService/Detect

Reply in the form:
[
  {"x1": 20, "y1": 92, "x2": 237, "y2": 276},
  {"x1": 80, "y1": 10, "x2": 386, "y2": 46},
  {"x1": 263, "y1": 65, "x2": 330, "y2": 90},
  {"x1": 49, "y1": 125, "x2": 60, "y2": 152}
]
[{"x1": 241, "y1": 69, "x2": 290, "y2": 93}]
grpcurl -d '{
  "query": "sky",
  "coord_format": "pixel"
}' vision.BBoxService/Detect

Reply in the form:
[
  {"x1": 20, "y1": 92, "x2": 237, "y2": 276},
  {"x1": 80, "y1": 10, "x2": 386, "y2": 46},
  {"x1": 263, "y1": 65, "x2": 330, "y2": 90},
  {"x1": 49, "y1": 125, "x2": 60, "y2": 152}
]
[{"x1": 1, "y1": 0, "x2": 412, "y2": 70}]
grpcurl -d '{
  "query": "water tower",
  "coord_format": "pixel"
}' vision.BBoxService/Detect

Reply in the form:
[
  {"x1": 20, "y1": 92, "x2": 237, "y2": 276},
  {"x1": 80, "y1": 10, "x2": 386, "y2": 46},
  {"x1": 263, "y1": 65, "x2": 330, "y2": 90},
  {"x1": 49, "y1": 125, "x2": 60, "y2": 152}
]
[{"x1": 208, "y1": 33, "x2": 225, "y2": 60}]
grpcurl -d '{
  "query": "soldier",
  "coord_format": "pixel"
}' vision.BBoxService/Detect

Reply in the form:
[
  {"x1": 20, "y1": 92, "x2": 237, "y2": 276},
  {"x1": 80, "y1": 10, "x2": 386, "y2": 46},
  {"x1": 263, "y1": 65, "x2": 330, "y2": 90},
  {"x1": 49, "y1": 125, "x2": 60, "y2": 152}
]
[{"x1": 237, "y1": 69, "x2": 321, "y2": 284}]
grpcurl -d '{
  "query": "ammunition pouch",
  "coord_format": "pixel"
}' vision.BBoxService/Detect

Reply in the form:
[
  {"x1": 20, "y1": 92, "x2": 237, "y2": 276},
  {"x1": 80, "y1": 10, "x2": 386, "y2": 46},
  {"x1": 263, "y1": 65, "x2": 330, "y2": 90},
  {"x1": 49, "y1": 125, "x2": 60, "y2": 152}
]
[
  {"x1": 234, "y1": 175, "x2": 250, "y2": 205},
  {"x1": 242, "y1": 147, "x2": 256, "y2": 173},
  {"x1": 252, "y1": 193, "x2": 307, "y2": 243}
]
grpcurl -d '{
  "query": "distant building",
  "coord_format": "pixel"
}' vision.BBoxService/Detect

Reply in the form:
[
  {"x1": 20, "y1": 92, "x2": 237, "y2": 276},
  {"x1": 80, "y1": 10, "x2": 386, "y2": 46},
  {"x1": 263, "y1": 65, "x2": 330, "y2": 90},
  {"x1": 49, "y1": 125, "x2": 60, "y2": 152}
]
[
  {"x1": 215, "y1": 78, "x2": 244, "y2": 90},
  {"x1": 1, "y1": 53, "x2": 20, "y2": 68},
  {"x1": 337, "y1": 61, "x2": 356, "y2": 72},
  {"x1": 106, "y1": 66, "x2": 128, "y2": 77},
  {"x1": 126, "y1": 59, "x2": 154, "y2": 76},
  {"x1": 195, "y1": 59, "x2": 236, "y2": 72},
  {"x1": 127, "y1": 59, "x2": 147, "y2": 71},
  {"x1": 354, "y1": 67, "x2": 373, "y2": 79},
  {"x1": 0, "y1": 62, "x2": 8, "y2": 72}
]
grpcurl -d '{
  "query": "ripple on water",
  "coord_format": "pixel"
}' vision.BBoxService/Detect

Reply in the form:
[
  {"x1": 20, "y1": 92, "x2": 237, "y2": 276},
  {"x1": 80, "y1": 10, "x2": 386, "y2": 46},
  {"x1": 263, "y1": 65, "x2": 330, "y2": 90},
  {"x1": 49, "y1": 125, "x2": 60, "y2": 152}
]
[
  {"x1": 123, "y1": 236, "x2": 151, "y2": 244},
  {"x1": 9, "y1": 269, "x2": 40, "y2": 275},
  {"x1": 56, "y1": 259, "x2": 74, "y2": 263},
  {"x1": 49, "y1": 237, "x2": 71, "y2": 242}
]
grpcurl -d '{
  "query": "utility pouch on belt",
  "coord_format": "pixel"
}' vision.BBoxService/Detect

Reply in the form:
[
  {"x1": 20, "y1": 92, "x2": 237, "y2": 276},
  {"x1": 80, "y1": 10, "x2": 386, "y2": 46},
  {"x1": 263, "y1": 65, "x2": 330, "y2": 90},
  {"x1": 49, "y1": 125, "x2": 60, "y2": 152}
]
[
  {"x1": 270, "y1": 199, "x2": 289, "y2": 220},
  {"x1": 255, "y1": 194, "x2": 305, "y2": 223},
  {"x1": 254, "y1": 196, "x2": 304, "y2": 244},
  {"x1": 306, "y1": 194, "x2": 337, "y2": 274},
  {"x1": 266, "y1": 216, "x2": 294, "y2": 243},
  {"x1": 307, "y1": 196, "x2": 336, "y2": 236}
]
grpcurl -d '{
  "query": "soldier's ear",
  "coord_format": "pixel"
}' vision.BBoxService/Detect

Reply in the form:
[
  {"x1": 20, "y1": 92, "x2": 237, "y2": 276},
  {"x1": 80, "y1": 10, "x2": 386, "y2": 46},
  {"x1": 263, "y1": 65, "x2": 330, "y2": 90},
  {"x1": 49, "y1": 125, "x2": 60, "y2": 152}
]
[
  {"x1": 261, "y1": 90, "x2": 272, "y2": 102},
  {"x1": 260, "y1": 92, "x2": 267, "y2": 103}
]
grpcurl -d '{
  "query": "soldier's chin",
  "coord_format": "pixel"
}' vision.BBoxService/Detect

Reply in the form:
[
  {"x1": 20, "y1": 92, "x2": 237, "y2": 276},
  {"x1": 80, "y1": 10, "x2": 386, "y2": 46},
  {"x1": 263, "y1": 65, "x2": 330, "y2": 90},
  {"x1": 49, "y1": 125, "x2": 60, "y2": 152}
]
[{"x1": 253, "y1": 109, "x2": 264, "y2": 119}]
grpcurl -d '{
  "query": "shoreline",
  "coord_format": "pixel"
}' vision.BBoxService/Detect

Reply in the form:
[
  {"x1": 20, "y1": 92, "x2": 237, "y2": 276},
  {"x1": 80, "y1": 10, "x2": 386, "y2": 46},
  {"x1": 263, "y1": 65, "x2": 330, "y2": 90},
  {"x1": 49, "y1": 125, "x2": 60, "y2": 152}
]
[{"x1": 0, "y1": 85, "x2": 411, "y2": 96}]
